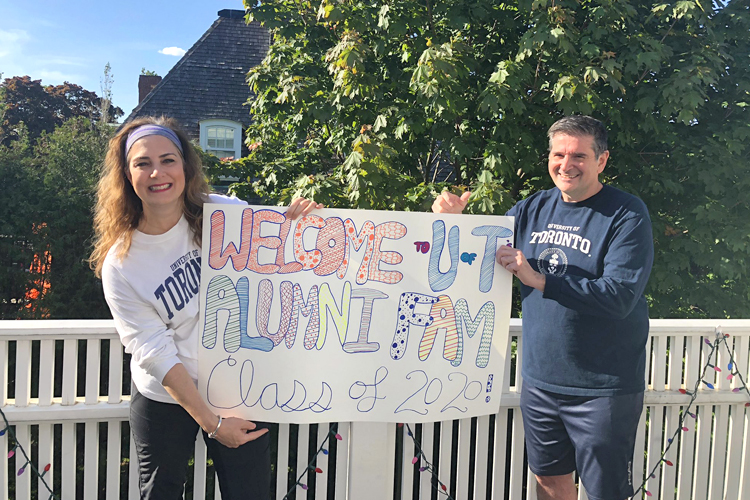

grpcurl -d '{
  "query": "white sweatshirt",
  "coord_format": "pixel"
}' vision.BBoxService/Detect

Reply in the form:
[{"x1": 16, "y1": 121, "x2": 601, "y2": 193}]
[{"x1": 102, "y1": 194, "x2": 246, "y2": 404}]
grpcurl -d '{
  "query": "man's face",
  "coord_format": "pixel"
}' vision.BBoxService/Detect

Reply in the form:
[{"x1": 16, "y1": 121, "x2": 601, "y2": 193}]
[{"x1": 548, "y1": 133, "x2": 609, "y2": 203}]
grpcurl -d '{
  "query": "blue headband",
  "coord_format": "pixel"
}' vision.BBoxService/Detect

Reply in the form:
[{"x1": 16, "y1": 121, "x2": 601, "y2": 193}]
[{"x1": 125, "y1": 124, "x2": 184, "y2": 157}]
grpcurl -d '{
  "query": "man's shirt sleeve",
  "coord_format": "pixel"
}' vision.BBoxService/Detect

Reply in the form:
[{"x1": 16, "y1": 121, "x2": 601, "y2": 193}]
[{"x1": 542, "y1": 211, "x2": 654, "y2": 319}]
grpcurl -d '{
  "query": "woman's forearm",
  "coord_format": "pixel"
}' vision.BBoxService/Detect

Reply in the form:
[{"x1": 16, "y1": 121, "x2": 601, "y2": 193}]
[{"x1": 161, "y1": 363, "x2": 219, "y2": 433}]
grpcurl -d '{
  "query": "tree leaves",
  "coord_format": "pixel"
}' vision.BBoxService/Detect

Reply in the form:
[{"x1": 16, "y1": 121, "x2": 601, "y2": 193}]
[
  {"x1": 233, "y1": 0, "x2": 750, "y2": 317},
  {"x1": 0, "y1": 118, "x2": 112, "y2": 318},
  {"x1": 0, "y1": 76, "x2": 123, "y2": 147}
]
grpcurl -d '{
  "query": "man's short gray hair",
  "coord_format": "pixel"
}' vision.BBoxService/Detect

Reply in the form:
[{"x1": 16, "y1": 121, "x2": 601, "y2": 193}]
[{"x1": 547, "y1": 115, "x2": 608, "y2": 158}]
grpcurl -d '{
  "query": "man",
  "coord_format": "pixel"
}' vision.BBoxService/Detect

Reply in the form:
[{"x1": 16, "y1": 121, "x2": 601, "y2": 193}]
[{"x1": 433, "y1": 115, "x2": 653, "y2": 500}]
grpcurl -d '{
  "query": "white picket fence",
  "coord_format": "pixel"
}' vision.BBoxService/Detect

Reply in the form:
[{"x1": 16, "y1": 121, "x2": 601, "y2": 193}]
[{"x1": 1, "y1": 319, "x2": 749, "y2": 500}]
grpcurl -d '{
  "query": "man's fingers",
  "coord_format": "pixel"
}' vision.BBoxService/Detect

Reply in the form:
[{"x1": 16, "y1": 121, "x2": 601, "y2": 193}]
[
  {"x1": 496, "y1": 246, "x2": 516, "y2": 262},
  {"x1": 499, "y1": 256, "x2": 515, "y2": 268},
  {"x1": 431, "y1": 197, "x2": 450, "y2": 214},
  {"x1": 499, "y1": 259, "x2": 519, "y2": 276},
  {"x1": 432, "y1": 190, "x2": 469, "y2": 214},
  {"x1": 438, "y1": 191, "x2": 455, "y2": 207},
  {"x1": 496, "y1": 248, "x2": 524, "y2": 275}
]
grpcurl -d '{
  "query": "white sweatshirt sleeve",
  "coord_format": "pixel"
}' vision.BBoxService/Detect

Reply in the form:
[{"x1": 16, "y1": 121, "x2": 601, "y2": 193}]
[{"x1": 102, "y1": 262, "x2": 182, "y2": 383}]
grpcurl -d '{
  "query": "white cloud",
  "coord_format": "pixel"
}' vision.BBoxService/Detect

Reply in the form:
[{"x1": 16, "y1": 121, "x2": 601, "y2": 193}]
[
  {"x1": 0, "y1": 28, "x2": 31, "y2": 58},
  {"x1": 158, "y1": 46, "x2": 186, "y2": 57},
  {"x1": 38, "y1": 70, "x2": 85, "y2": 84},
  {"x1": 36, "y1": 56, "x2": 87, "y2": 67},
  {"x1": 36, "y1": 19, "x2": 57, "y2": 28}
]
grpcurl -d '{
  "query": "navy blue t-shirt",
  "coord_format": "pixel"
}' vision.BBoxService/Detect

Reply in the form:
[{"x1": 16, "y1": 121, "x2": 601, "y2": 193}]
[{"x1": 507, "y1": 185, "x2": 654, "y2": 396}]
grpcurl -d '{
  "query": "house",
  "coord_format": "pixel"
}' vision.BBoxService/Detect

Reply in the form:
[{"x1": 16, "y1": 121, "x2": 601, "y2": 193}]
[
  {"x1": 126, "y1": 9, "x2": 269, "y2": 160},
  {"x1": 125, "y1": 8, "x2": 456, "y2": 184}
]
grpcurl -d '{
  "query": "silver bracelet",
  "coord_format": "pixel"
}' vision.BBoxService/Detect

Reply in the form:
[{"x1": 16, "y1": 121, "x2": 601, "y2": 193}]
[{"x1": 208, "y1": 416, "x2": 222, "y2": 439}]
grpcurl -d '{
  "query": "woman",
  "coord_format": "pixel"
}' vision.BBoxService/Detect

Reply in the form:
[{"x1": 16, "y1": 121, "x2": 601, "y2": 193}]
[{"x1": 90, "y1": 116, "x2": 321, "y2": 499}]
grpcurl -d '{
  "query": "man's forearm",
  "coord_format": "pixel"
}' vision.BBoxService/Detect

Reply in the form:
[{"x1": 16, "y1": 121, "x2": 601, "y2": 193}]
[{"x1": 519, "y1": 269, "x2": 546, "y2": 292}]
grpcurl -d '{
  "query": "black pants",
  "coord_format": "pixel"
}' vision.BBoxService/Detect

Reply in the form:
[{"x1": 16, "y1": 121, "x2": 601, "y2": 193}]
[{"x1": 130, "y1": 390, "x2": 271, "y2": 499}]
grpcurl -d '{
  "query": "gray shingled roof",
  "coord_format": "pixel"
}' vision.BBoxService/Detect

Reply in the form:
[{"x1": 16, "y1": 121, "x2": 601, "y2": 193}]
[{"x1": 126, "y1": 9, "x2": 269, "y2": 142}]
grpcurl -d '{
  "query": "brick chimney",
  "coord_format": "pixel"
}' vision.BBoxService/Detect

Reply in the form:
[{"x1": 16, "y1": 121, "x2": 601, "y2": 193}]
[
  {"x1": 138, "y1": 75, "x2": 162, "y2": 103},
  {"x1": 218, "y1": 9, "x2": 246, "y2": 19}
]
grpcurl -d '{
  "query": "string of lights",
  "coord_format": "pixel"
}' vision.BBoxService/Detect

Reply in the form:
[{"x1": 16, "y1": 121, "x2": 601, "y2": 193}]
[
  {"x1": 403, "y1": 422, "x2": 455, "y2": 499},
  {"x1": 282, "y1": 420, "x2": 456, "y2": 500},
  {"x1": 631, "y1": 328, "x2": 750, "y2": 499},
  {"x1": 719, "y1": 333, "x2": 750, "y2": 400},
  {"x1": 282, "y1": 423, "x2": 341, "y2": 500},
  {"x1": 0, "y1": 406, "x2": 58, "y2": 500}
]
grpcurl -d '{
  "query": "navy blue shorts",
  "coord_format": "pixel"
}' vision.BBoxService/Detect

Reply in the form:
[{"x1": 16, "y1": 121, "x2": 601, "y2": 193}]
[{"x1": 520, "y1": 384, "x2": 644, "y2": 500}]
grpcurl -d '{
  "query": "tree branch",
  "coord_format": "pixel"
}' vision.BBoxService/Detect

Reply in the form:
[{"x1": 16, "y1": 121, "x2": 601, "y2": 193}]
[
  {"x1": 425, "y1": 137, "x2": 436, "y2": 183},
  {"x1": 426, "y1": 0, "x2": 435, "y2": 38},
  {"x1": 635, "y1": 17, "x2": 679, "y2": 86}
]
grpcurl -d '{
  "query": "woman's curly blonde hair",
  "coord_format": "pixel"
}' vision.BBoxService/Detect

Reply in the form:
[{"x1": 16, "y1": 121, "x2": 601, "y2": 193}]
[{"x1": 90, "y1": 116, "x2": 211, "y2": 277}]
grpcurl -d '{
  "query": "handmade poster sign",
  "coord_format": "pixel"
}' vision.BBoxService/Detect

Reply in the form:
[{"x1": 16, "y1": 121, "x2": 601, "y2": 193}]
[{"x1": 198, "y1": 205, "x2": 514, "y2": 423}]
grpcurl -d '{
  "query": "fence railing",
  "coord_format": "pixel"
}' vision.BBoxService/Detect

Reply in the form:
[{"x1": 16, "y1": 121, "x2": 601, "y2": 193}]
[{"x1": 1, "y1": 319, "x2": 749, "y2": 500}]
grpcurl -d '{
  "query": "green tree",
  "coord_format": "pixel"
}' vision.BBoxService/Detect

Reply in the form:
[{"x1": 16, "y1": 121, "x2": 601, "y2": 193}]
[
  {"x1": 222, "y1": 0, "x2": 748, "y2": 318},
  {"x1": 34, "y1": 118, "x2": 113, "y2": 318},
  {"x1": 0, "y1": 125, "x2": 43, "y2": 318},
  {"x1": 0, "y1": 118, "x2": 113, "y2": 318}
]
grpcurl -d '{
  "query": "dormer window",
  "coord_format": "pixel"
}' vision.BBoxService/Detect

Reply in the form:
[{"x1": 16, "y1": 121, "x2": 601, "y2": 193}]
[{"x1": 199, "y1": 119, "x2": 242, "y2": 159}]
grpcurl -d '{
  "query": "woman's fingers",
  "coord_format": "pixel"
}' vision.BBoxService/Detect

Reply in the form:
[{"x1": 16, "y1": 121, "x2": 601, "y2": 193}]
[
  {"x1": 285, "y1": 197, "x2": 304, "y2": 219},
  {"x1": 286, "y1": 197, "x2": 324, "y2": 220},
  {"x1": 242, "y1": 428, "x2": 270, "y2": 444},
  {"x1": 214, "y1": 418, "x2": 269, "y2": 448},
  {"x1": 299, "y1": 200, "x2": 324, "y2": 217}
]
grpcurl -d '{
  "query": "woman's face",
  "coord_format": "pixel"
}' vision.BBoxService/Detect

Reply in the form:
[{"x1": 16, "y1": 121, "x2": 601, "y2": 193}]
[{"x1": 126, "y1": 134, "x2": 186, "y2": 214}]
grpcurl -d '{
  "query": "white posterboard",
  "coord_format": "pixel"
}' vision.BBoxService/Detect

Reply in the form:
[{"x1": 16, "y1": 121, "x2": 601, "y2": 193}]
[{"x1": 198, "y1": 205, "x2": 514, "y2": 423}]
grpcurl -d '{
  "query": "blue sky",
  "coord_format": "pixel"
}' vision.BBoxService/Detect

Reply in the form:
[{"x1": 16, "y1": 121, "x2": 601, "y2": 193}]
[{"x1": 1, "y1": 0, "x2": 247, "y2": 119}]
